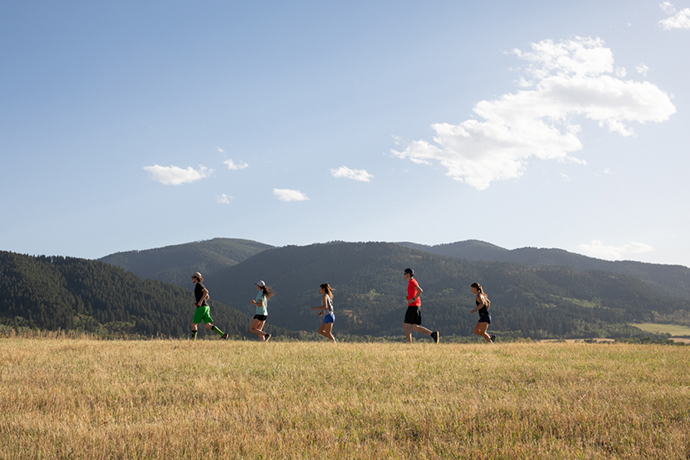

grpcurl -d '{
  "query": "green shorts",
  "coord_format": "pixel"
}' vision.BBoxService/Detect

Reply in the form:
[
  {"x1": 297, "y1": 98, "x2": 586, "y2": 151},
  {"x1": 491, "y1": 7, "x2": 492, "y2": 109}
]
[{"x1": 192, "y1": 306, "x2": 214, "y2": 325}]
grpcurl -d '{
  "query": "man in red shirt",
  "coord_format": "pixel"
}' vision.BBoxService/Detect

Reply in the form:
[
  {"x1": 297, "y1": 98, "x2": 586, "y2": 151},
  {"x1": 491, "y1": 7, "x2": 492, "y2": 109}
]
[{"x1": 403, "y1": 268, "x2": 439, "y2": 344}]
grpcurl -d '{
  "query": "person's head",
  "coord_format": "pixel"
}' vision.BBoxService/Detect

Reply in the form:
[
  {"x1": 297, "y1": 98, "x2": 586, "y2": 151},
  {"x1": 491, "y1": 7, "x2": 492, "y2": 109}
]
[
  {"x1": 191, "y1": 272, "x2": 203, "y2": 283},
  {"x1": 471, "y1": 282, "x2": 485, "y2": 295},
  {"x1": 404, "y1": 268, "x2": 414, "y2": 281},
  {"x1": 256, "y1": 280, "x2": 274, "y2": 299},
  {"x1": 320, "y1": 283, "x2": 334, "y2": 298}
]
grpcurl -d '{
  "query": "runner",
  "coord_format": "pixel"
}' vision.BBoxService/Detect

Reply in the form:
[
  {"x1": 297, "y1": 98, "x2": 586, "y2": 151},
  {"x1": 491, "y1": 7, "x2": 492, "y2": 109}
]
[
  {"x1": 403, "y1": 268, "x2": 439, "y2": 344},
  {"x1": 249, "y1": 280, "x2": 274, "y2": 342},
  {"x1": 190, "y1": 272, "x2": 228, "y2": 340},
  {"x1": 312, "y1": 283, "x2": 336, "y2": 343},
  {"x1": 470, "y1": 282, "x2": 495, "y2": 343}
]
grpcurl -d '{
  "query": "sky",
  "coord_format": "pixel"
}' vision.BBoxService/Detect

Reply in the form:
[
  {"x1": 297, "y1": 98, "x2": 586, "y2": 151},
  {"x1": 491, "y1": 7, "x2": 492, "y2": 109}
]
[{"x1": 1, "y1": 0, "x2": 689, "y2": 267}]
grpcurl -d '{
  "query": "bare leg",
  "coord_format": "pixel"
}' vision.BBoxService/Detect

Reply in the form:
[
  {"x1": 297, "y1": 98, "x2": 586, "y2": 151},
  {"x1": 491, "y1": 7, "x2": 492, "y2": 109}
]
[
  {"x1": 250, "y1": 319, "x2": 267, "y2": 341},
  {"x1": 411, "y1": 324, "x2": 433, "y2": 336},
  {"x1": 191, "y1": 322, "x2": 198, "y2": 340},
  {"x1": 474, "y1": 323, "x2": 492, "y2": 343},
  {"x1": 404, "y1": 323, "x2": 413, "y2": 343},
  {"x1": 318, "y1": 323, "x2": 336, "y2": 342}
]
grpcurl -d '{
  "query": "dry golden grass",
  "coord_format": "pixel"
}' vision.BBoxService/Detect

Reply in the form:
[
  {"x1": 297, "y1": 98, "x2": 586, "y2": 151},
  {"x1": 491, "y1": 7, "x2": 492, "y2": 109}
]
[
  {"x1": 629, "y1": 322, "x2": 690, "y2": 337},
  {"x1": 0, "y1": 339, "x2": 688, "y2": 459}
]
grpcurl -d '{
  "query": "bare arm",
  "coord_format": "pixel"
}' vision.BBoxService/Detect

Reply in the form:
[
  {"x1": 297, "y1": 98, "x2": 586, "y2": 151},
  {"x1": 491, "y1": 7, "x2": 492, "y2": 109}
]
[
  {"x1": 196, "y1": 288, "x2": 209, "y2": 307},
  {"x1": 407, "y1": 285, "x2": 423, "y2": 305},
  {"x1": 313, "y1": 295, "x2": 328, "y2": 314},
  {"x1": 471, "y1": 294, "x2": 488, "y2": 313},
  {"x1": 250, "y1": 295, "x2": 265, "y2": 307}
]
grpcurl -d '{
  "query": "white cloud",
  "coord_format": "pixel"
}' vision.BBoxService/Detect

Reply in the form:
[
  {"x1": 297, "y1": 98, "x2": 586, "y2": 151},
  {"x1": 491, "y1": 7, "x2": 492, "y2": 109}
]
[
  {"x1": 659, "y1": 4, "x2": 690, "y2": 29},
  {"x1": 273, "y1": 188, "x2": 309, "y2": 202},
  {"x1": 224, "y1": 159, "x2": 249, "y2": 170},
  {"x1": 636, "y1": 63, "x2": 649, "y2": 76},
  {"x1": 216, "y1": 193, "x2": 232, "y2": 204},
  {"x1": 143, "y1": 164, "x2": 212, "y2": 185},
  {"x1": 392, "y1": 37, "x2": 676, "y2": 190},
  {"x1": 577, "y1": 240, "x2": 654, "y2": 260},
  {"x1": 661, "y1": 1, "x2": 676, "y2": 14},
  {"x1": 330, "y1": 166, "x2": 374, "y2": 182},
  {"x1": 216, "y1": 146, "x2": 226, "y2": 154}
]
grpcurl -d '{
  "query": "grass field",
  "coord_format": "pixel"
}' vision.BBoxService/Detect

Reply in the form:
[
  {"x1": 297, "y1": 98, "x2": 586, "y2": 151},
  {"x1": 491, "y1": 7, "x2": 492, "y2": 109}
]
[
  {"x1": 629, "y1": 322, "x2": 690, "y2": 337},
  {"x1": 1, "y1": 339, "x2": 689, "y2": 459}
]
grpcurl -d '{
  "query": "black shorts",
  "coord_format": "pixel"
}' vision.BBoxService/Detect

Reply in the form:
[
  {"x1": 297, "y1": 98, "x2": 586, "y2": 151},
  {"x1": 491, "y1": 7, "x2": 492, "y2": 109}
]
[
  {"x1": 478, "y1": 313, "x2": 491, "y2": 324},
  {"x1": 253, "y1": 314, "x2": 268, "y2": 321},
  {"x1": 404, "y1": 306, "x2": 422, "y2": 325}
]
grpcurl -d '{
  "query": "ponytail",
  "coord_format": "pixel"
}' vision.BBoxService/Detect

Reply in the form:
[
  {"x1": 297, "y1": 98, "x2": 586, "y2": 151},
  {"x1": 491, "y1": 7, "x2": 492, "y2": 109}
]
[
  {"x1": 320, "y1": 283, "x2": 335, "y2": 299},
  {"x1": 260, "y1": 285, "x2": 275, "y2": 299}
]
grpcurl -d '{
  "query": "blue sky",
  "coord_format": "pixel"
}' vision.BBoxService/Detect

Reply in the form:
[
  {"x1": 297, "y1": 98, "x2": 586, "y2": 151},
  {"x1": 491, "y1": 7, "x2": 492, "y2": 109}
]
[{"x1": 1, "y1": 0, "x2": 689, "y2": 267}]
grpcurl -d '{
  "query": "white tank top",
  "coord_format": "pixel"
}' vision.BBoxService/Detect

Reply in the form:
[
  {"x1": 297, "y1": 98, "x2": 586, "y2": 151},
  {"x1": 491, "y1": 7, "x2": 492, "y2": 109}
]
[{"x1": 324, "y1": 295, "x2": 334, "y2": 314}]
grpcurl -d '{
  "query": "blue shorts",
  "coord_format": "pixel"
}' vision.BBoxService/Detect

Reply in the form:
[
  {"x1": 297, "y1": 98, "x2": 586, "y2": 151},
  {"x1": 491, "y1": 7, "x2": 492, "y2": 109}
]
[{"x1": 323, "y1": 313, "x2": 335, "y2": 324}]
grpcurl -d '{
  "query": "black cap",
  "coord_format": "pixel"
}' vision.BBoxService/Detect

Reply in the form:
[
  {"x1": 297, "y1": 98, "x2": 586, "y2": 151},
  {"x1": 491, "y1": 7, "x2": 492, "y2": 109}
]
[{"x1": 404, "y1": 268, "x2": 414, "y2": 276}]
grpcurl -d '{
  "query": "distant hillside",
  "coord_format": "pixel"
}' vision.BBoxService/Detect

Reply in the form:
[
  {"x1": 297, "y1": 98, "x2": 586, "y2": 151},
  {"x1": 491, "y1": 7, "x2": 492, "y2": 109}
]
[
  {"x1": 397, "y1": 240, "x2": 690, "y2": 301},
  {"x1": 98, "y1": 238, "x2": 273, "y2": 287},
  {"x1": 204, "y1": 242, "x2": 690, "y2": 340},
  {"x1": 0, "y1": 251, "x2": 293, "y2": 339}
]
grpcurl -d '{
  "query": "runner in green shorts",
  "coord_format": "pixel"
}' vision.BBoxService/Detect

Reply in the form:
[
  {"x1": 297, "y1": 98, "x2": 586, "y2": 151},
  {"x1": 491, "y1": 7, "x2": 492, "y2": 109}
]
[{"x1": 191, "y1": 272, "x2": 229, "y2": 340}]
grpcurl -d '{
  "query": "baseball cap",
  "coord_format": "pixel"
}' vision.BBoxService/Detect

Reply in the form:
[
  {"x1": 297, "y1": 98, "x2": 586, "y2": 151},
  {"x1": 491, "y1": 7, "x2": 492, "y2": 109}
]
[
  {"x1": 192, "y1": 272, "x2": 204, "y2": 281},
  {"x1": 256, "y1": 280, "x2": 266, "y2": 287},
  {"x1": 404, "y1": 268, "x2": 414, "y2": 276}
]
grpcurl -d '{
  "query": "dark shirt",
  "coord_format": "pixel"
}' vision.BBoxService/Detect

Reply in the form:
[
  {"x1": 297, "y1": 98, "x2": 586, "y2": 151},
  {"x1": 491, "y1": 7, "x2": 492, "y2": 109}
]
[
  {"x1": 476, "y1": 299, "x2": 488, "y2": 316},
  {"x1": 195, "y1": 282, "x2": 208, "y2": 306}
]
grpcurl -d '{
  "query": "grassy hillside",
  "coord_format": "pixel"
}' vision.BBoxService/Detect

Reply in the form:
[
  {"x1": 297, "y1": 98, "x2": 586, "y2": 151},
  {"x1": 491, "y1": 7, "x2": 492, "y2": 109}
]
[
  {"x1": 399, "y1": 240, "x2": 690, "y2": 301},
  {"x1": 204, "y1": 242, "x2": 690, "y2": 340},
  {"x1": 98, "y1": 238, "x2": 273, "y2": 287},
  {"x1": 0, "y1": 251, "x2": 294, "y2": 339},
  {"x1": 1, "y1": 339, "x2": 688, "y2": 459}
]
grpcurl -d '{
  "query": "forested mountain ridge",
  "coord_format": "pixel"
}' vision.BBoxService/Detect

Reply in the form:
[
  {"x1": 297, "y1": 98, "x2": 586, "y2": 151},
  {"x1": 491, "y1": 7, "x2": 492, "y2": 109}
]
[
  {"x1": 204, "y1": 242, "x2": 690, "y2": 340},
  {"x1": 397, "y1": 240, "x2": 690, "y2": 301},
  {"x1": 0, "y1": 251, "x2": 292, "y2": 339},
  {"x1": 98, "y1": 238, "x2": 273, "y2": 287},
  {"x1": 5, "y1": 241, "x2": 689, "y2": 340}
]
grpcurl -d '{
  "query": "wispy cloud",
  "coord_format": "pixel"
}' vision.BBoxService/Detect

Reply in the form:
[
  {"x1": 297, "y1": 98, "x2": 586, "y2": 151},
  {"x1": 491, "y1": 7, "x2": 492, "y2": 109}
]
[
  {"x1": 330, "y1": 166, "x2": 374, "y2": 182},
  {"x1": 143, "y1": 164, "x2": 212, "y2": 185},
  {"x1": 216, "y1": 146, "x2": 226, "y2": 154},
  {"x1": 577, "y1": 240, "x2": 654, "y2": 260},
  {"x1": 273, "y1": 188, "x2": 309, "y2": 202},
  {"x1": 224, "y1": 159, "x2": 249, "y2": 170},
  {"x1": 659, "y1": 2, "x2": 690, "y2": 29},
  {"x1": 661, "y1": 1, "x2": 677, "y2": 14},
  {"x1": 392, "y1": 37, "x2": 676, "y2": 190},
  {"x1": 636, "y1": 62, "x2": 649, "y2": 76},
  {"x1": 216, "y1": 193, "x2": 232, "y2": 204}
]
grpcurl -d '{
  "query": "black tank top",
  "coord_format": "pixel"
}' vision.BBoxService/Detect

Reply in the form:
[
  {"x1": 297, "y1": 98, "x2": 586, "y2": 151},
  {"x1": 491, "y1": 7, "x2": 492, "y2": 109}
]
[{"x1": 476, "y1": 299, "x2": 488, "y2": 316}]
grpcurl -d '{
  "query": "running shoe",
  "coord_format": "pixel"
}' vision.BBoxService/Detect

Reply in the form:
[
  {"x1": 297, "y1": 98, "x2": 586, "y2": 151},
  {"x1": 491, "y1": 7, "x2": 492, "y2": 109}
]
[
  {"x1": 264, "y1": 333, "x2": 272, "y2": 342},
  {"x1": 222, "y1": 333, "x2": 229, "y2": 340},
  {"x1": 431, "y1": 331, "x2": 440, "y2": 343},
  {"x1": 490, "y1": 334, "x2": 496, "y2": 343}
]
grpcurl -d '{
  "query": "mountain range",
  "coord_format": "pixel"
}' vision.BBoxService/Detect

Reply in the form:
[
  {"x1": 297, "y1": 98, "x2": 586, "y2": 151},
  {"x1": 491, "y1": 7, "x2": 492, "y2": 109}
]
[
  {"x1": 0, "y1": 250, "x2": 294, "y2": 340},
  {"x1": 397, "y1": 240, "x2": 690, "y2": 300},
  {"x1": 98, "y1": 238, "x2": 272, "y2": 287},
  {"x1": 3, "y1": 238, "x2": 689, "y2": 341},
  {"x1": 98, "y1": 238, "x2": 690, "y2": 303}
]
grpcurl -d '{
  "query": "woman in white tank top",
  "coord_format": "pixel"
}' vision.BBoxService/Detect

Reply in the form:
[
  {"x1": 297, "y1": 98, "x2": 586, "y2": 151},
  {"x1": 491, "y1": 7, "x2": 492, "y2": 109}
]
[{"x1": 312, "y1": 283, "x2": 336, "y2": 343}]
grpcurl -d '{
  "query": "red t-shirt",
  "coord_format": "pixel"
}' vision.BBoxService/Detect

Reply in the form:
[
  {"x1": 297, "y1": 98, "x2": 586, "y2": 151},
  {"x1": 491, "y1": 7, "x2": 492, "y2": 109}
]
[{"x1": 407, "y1": 278, "x2": 421, "y2": 307}]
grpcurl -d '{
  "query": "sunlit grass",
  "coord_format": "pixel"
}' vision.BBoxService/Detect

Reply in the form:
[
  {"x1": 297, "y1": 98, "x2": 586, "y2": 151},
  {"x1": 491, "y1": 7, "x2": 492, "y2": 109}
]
[
  {"x1": 0, "y1": 339, "x2": 688, "y2": 459},
  {"x1": 629, "y1": 322, "x2": 690, "y2": 337}
]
